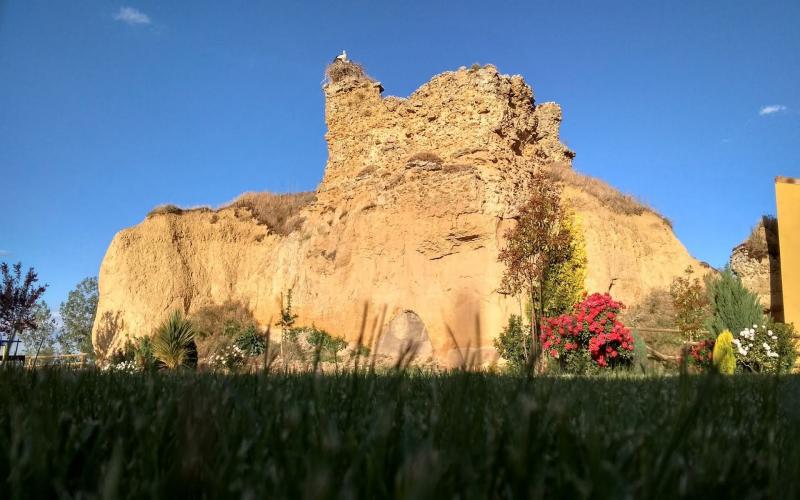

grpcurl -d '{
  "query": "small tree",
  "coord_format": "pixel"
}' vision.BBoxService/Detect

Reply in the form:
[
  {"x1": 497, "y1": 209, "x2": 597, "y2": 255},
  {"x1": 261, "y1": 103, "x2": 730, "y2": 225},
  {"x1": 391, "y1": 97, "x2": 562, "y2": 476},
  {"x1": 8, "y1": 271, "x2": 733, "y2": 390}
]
[
  {"x1": 1, "y1": 262, "x2": 47, "y2": 362},
  {"x1": 276, "y1": 289, "x2": 298, "y2": 371},
  {"x1": 498, "y1": 169, "x2": 574, "y2": 369},
  {"x1": 18, "y1": 301, "x2": 57, "y2": 358},
  {"x1": 706, "y1": 268, "x2": 764, "y2": 337},
  {"x1": 670, "y1": 266, "x2": 709, "y2": 342},
  {"x1": 57, "y1": 277, "x2": 98, "y2": 356}
]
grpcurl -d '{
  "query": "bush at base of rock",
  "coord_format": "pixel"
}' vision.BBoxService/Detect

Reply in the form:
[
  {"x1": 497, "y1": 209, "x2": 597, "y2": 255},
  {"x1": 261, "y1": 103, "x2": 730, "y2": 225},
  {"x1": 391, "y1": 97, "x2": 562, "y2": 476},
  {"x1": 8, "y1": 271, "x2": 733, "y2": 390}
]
[
  {"x1": 209, "y1": 343, "x2": 246, "y2": 372},
  {"x1": 493, "y1": 315, "x2": 532, "y2": 373},
  {"x1": 234, "y1": 325, "x2": 267, "y2": 356},
  {"x1": 712, "y1": 330, "x2": 736, "y2": 375},
  {"x1": 685, "y1": 338, "x2": 715, "y2": 371},
  {"x1": 540, "y1": 292, "x2": 634, "y2": 374}
]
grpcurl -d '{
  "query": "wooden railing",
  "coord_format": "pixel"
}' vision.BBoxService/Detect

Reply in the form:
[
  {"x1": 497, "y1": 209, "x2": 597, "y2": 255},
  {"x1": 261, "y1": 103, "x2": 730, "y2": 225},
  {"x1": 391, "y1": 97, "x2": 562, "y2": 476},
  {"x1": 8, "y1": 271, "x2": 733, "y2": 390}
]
[{"x1": 24, "y1": 353, "x2": 89, "y2": 369}]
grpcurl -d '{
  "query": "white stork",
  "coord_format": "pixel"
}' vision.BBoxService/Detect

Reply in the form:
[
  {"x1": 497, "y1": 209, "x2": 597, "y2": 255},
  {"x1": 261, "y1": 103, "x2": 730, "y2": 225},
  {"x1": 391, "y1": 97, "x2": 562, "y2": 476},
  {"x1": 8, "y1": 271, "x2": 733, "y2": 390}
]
[{"x1": 334, "y1": 50, "x2": 348, "y2": 63}]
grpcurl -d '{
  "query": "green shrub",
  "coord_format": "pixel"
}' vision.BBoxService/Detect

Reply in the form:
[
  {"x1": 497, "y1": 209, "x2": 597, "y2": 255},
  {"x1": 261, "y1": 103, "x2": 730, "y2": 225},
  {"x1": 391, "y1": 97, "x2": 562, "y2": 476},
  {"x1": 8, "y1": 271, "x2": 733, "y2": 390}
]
[
  {"x1": 493, "y1": 315, "x2": 531, "y2": 372},
  {"x1": 108, "y1": 339, "x2": 136, "y2": 366},
  {"x1": 210, "y1": 342, "x2": 246, "y2": 372},
  {"x1": 306, "y1": 326, "x2": 348, "y2": 364},
  {"x1": 133, "y1": 337, "x2": 157, "y2": 371},
  {"x1": 189, "y1": 301, "x2": 258, "y2": 361},
  {"x1": 234, "y1": 325, "x2": 266, "y2": 357},
  {"x1": 152, "y1": 311, "x2": 196, "y2": 370},
  {"x1": 768, "y1": 321, "x2": 797, "y2": 373},
  {"x1": 706, "y1": 268, "x2": 764, "y2": 337},
  {"x1": 731, "y1": 323, "x2": 794, "y2": 373},
  {"x1": 712, "y1": 330, "x2": 736, "y2": 375}
]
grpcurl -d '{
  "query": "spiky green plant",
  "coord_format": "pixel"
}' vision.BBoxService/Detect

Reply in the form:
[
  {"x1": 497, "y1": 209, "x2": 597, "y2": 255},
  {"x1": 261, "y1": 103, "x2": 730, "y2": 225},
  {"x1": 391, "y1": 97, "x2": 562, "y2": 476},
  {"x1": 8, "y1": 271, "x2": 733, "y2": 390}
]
[
  {"x1": 152, "y1": 311, "x2": 195, "y2": 369},
  {"x1": 712, "y1": 329, "x2": 736, "y2": 375}
]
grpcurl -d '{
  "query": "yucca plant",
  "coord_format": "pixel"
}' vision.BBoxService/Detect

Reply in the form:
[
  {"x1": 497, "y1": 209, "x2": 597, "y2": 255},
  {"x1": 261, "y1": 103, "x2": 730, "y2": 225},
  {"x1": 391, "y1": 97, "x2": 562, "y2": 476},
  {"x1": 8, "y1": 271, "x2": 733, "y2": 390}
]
[{"x1": 152, "y1": 311, "x2": 196, "y2": 369}]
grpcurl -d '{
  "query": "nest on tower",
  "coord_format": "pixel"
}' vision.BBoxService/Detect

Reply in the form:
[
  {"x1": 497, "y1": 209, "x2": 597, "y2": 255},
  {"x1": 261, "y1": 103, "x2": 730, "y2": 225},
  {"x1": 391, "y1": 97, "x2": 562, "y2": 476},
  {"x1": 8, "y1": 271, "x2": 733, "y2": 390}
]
[{"x1": 324, "y1": 59, "x2": 374, "y2": 85}]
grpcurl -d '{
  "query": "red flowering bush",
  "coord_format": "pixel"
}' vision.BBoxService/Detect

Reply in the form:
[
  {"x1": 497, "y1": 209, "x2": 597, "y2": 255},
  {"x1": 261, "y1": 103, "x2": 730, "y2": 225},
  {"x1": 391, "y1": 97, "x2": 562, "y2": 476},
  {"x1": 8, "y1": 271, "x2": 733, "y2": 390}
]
[
  {"x1": 540, "y1": 293, "x2": 635, "y2": 372},
  {"x1": 684, "y1": 338, "x2": 715, "y2": 371}
]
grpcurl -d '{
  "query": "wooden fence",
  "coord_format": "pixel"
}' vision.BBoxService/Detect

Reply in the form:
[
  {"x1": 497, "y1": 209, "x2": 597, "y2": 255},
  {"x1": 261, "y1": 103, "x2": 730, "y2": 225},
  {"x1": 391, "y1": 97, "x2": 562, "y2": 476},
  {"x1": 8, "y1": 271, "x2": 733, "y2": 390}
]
[{"x1": 24, "y1": 353, "x2": 89, "y2": 369}]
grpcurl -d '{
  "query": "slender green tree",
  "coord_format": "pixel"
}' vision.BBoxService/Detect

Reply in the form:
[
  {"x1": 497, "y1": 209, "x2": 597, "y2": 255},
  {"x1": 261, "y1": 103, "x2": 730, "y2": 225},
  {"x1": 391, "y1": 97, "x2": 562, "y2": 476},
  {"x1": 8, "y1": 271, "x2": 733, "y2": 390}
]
[
  {"x1": 276, "y1": 289, "x2": 298, "y2": 371},
  {"x1": 1, "y1": 262, "x2": 47, "y2": 362},
  {"x1": 57, "y1": 277, "x2": 98, "y2": 355},
  {"x1": 498, "y1": 169, "x2": 574, "y2": 369}
]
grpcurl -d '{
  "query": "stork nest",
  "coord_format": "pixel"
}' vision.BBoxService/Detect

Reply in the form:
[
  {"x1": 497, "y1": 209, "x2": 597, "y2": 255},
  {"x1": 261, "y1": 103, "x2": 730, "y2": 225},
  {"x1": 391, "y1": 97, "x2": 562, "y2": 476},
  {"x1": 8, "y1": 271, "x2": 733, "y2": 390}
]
[{"x1": 325, "y1": 60, "x2": 374, "y2": 85}]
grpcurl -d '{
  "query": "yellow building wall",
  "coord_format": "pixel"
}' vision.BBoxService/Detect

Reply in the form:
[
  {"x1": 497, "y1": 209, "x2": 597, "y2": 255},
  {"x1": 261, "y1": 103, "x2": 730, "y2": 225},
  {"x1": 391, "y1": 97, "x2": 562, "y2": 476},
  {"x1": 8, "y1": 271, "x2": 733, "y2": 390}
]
[{"x1": 776, "y1": 177, "x2": 800, "y2": 330}]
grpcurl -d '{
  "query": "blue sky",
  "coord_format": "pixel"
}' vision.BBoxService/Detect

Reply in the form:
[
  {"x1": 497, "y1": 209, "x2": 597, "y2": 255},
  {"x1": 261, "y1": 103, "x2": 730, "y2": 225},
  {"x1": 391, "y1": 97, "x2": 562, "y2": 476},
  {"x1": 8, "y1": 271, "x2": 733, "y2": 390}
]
[{"x1": 1, "y1": 0, "x2": 798, "y2": 311}]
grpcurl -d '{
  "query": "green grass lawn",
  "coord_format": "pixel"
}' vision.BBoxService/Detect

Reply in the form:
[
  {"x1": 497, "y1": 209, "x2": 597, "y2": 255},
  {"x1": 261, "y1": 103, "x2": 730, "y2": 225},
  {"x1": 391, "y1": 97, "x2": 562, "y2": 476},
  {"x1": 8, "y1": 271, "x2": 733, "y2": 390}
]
[{"x1": 2, "y1": 369, "x2": 799, "y2": 499}]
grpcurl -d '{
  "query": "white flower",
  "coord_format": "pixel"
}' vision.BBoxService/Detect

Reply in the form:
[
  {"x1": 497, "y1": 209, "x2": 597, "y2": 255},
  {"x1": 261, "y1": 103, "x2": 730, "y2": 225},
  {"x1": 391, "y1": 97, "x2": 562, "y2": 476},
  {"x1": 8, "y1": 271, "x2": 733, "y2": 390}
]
[
  {"x1": 753, "y1": 324, "x2": 758, "y2": 329},
  {"x1": 763, "y1": 342, "x2": 770, "y2": 349}
]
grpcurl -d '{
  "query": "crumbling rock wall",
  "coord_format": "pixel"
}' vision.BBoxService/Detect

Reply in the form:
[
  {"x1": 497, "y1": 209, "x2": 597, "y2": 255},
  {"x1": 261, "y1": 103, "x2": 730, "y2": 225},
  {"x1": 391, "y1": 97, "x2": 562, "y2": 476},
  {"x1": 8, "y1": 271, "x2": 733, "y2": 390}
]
[
  {"x1": 730, "y1": 219, "x2": 783, "y2": 319},
  {"x1": 93, "y1": 63, "x2": 700, "y2": 365}
]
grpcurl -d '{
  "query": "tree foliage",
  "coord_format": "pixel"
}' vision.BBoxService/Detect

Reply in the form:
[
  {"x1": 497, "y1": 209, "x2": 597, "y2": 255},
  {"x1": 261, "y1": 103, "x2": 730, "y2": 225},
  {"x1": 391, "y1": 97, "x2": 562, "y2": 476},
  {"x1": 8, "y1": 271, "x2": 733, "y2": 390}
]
[
  {"x1": 1, "y1": 262, "x2": 47, "y2": 361},
  {"x1": 706, "y1": 268, "x2": 764, "y2": 337},
  {"x1": 541, "y1": 213, "x2": 587, "y2": 318},
  {"x1": 57, "y1": 277, "x2": 98, "y2": 355},
  {"x1": 18, "y1": 301, "x2": 57, "y2": 357},
  {"x1": 669, "y1": 266, "x2": 709, "y2": 341},
  {"x1": 498, "y1": 169, "x2": 575, "y2": 366}
]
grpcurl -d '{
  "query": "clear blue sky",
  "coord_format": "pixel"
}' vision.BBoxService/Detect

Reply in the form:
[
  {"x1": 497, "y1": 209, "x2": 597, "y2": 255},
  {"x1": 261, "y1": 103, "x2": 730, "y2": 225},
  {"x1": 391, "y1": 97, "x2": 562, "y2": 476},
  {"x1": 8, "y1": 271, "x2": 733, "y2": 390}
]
[{"x1": 2, "y1": 0, "x2": 798, "y2": 311}]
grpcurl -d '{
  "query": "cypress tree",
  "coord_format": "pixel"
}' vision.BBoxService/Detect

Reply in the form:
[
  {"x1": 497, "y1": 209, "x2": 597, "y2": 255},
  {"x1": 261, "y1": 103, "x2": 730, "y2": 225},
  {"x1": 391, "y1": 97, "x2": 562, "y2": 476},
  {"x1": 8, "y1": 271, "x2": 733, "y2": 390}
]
[{"x1": 706, "y1": 268, "x2": 764, "y2": 337}]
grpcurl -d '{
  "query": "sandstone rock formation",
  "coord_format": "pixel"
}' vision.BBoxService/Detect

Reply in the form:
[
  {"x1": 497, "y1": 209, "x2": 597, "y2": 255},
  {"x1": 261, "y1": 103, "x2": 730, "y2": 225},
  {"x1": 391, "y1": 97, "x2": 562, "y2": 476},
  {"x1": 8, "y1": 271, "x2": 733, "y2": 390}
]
[
  {"x1": 93, "y1": 62, "x2": 701, "y2": 365},
  {"x1": 730, "y1": 217, "x2": 783, "y2": 319}
]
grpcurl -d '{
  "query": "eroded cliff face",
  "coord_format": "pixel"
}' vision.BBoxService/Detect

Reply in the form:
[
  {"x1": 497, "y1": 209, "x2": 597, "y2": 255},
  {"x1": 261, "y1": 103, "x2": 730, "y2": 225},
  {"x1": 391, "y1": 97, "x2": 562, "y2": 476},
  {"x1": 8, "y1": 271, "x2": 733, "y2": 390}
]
[{"x1": 93, "y1": 63, "x2": 700, "y2": 365}]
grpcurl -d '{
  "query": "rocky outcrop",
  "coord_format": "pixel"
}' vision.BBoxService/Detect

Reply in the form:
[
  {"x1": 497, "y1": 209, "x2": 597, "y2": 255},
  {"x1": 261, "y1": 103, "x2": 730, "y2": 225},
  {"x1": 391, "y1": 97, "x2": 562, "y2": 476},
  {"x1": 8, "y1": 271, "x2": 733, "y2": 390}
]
[
  {"x1": 730, "y1": 217, "x2": 783, "y2": 319},
  {"x1": 93, "y1": 62, "x2": 701, "y2": 365}
]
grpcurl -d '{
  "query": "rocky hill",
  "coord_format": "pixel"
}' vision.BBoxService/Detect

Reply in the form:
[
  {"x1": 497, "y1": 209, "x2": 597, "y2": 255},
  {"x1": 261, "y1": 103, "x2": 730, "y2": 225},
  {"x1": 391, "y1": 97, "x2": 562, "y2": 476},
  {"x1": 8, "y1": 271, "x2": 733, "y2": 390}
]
[{"x1": 92, "y1": 62, "x2": 701, "y2": 365}]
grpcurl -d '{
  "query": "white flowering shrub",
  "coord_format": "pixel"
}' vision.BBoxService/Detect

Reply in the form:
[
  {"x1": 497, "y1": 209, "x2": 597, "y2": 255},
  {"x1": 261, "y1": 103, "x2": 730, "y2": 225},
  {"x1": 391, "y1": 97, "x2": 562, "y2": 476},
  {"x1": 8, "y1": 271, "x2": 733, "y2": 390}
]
[
  {"x1": 101, "y1": 360, "x2": 137, "y2": 373},
  {"x1": 732, "y1": 324, "x2": 783, "y2": 373},
  {"x1": 210, "y1": 344, "x2": 246, "y2": 372}
]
